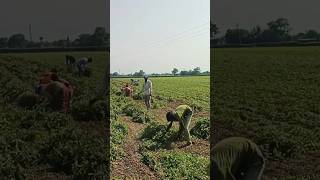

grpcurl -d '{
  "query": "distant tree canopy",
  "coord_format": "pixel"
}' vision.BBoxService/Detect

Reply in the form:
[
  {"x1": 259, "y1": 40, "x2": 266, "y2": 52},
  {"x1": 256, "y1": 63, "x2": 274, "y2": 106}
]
[
  {"x1": 0, "y1": 38, "x2": 8, "y2": 48},
  {"x1": 210, "y1": 21, "x2": 219, "y2": 38},
  {"x1": 0, "y1": 27, "x2": 110, "y2": 48},
  {"x1": 112, "y1": 72, "x2": 119, "y2": 76},
  {"x1": 72, "y1": 27, "x2": 109, "y2": 47},
  {"x1": 222, "y1": 18, "x2": 292, "y2": 44},
  {"x1": 133, "y1": 70, "x2": 145, "y2": 77},
  {"x1": 225, "y1": 29, "x2": 250, "y2": 44},
  {"x1": 212, "y1": 17, "x2": 320, "y2": 46},
  {"x1": 172, "y1": 68, "x2": 179, "y2": 76},
  {"x1": 294, "y1": 30, "x2": 320, "y2": 40},
  {"x1": 8, "y1": 34, "x2": 27, "y2": 48},
  {"x1": 180, "y1": 67, "x2": 204, "y2": 76},
  {"x1": 111, "y1": 67, "x2": 209, "y2": 77}
]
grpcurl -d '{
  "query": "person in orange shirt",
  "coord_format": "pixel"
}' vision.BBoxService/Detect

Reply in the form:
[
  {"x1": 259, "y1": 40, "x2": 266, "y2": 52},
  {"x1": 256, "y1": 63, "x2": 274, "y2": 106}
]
[
  {"x1": 35, "y1": 71, "x2": 74, "y2": 112},
  {"x1": 121, "y1": 83, "x2": 133, "y2": 97}
]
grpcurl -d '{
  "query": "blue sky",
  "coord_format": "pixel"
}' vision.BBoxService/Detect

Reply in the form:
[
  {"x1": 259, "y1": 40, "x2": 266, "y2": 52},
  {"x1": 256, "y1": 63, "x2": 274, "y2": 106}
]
[{"x1": 111, "y1": 0, "x2": 209, "y2": 74}]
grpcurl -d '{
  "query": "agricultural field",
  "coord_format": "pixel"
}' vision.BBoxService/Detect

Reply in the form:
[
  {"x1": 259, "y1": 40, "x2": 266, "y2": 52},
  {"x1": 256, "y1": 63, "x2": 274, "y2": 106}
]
[
  {"x1": 0, "y1": 52, "x2": 109, "y2": 179},
  {"x1": 110, "y1": 76, "x2": 210, "y2": 179},
  {"x1": 212, "y1": 47, "x2": 320, "y2": 179}
]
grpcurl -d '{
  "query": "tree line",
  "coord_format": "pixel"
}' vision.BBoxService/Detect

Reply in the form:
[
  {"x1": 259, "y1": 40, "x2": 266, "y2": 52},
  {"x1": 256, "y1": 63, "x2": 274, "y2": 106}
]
[
  {"x1": 211, "y1": 18, "x2": 320, "y2": 45},
  {"x1": 112, "y1": 67, "x2": 209, "y2": 77},
  {"x1": 0, "y1": 27, "x2": 109, "y2": 48}
]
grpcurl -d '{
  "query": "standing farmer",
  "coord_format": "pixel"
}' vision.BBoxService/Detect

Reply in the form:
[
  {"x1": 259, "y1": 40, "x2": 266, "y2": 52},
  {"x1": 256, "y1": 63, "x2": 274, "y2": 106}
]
[
  {"x1": 211, "y1": 137, "x2": 265, "y2": 180},
  {"x1": 166, "y1": 105, "x2": 193, "y2": 146},
  {"x1": 142, "y1": 75, "x2": 152, "y2": 110}
]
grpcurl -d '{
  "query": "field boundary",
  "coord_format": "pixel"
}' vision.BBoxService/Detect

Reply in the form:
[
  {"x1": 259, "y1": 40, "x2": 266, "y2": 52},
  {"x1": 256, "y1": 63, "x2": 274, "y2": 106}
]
[
  {"x1": 0, "y1": 46, "x2": 110, "y2": 53},
  {"x1": 212, "y1": 41, "x2": 320, "y2": 48},
  {"x1": 111, "y1": 75, "x2": 210, "y2": 78}
]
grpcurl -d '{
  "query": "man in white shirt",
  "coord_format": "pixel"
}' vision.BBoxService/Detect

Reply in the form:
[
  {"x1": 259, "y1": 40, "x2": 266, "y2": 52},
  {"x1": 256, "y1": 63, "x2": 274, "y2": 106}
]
[{"x1": 142, "y1": 75, "x2": 152, "y2": 110}]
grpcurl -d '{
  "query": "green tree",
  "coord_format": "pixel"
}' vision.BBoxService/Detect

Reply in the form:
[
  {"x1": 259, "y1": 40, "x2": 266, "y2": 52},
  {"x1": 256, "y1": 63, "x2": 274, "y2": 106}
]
[
  {"x1": 210, "y1": 21, "x2": 219, "y2": 38},
  {"x1": 0, "y1": 37, "x2": 8, "y2": 48},
  {"x1": 112, "y1": 72, "x2": 119, "y2": 76},
  {"x1": 192, "y1": 67, "x2": 201, "y2": 75},
  {"x1": 250, "y1": 26, "x2": 262, "y2": 43},
  {"x1": 267, "y1": 18, "x2": 291, "y2": 41},
  {"x1": 225, "y1": 29, "x2": 250, "y2": 44},
  {"x1": 8, "y1": 34, "x2": 27, "y2": 48},
  {"x1": 172, "y1": 68, "x2": 179, "y2": 76},
  {"x1": 133, "y1": 70, "x2": 145, "y2": 77},
  {"x1": 305, "y1": 30, "x2": 319, "y2": 39},
  {"x1": 78, "y1": 34, "x2": 92, "y2": 46},
  {"x1": 92, "y1": 27, "x2": 107, "y2": 46}
]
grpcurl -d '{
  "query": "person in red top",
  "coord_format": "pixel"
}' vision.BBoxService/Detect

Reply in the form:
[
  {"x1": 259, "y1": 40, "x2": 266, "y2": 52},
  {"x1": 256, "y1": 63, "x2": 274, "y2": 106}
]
[
  {"x1": 121, "y1": 84, "x2": 133, "y2": 97},
  {"x1": 36, "y1": 71, "x2": 74, "y2": 112}
]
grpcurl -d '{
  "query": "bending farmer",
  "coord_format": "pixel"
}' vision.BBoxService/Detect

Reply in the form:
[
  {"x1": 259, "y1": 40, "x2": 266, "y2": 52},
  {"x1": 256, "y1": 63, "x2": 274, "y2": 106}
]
[
  {"x1": 121, "y1": 83, "x2": 133, "y2": 97},
  {"x1": 166, "y1": 105, "x2": 193, "y2": 146},
  {"x1": 76, "y1": 56, "x2": 93, "y2": 76},
  {"x1": 36, "y1": 71, "x2": 74, "y2": 113},
  {"x1": 211, "y1": 137, "x2": 265, "y2": 180}
]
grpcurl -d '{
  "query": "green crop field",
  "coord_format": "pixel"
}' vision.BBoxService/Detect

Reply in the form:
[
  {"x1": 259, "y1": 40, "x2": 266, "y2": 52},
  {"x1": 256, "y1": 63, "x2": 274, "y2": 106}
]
[
  {"x1": 0, "y1": 52, "x2": 109, "y2": 179},
  {"x1": 212, "y1": 47, "x2": 320, "y2": 179},
  {"x1": 110, "y1": 76, "x2": 210, "y2": 179},
  {"x1": 119, "y1": 76, "x2": 209, "y2": 110}
]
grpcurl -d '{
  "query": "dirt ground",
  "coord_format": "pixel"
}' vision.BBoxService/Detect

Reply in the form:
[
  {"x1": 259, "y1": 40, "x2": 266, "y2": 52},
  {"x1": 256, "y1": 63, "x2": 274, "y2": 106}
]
[{"x1": 111, "y1": 116, "x2": 158, "y2": 179}]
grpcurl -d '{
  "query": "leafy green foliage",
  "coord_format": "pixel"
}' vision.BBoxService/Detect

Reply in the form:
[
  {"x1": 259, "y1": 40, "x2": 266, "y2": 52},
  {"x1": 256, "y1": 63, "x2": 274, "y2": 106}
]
[
  {"x1": 16, "y1": 91, "x2": 40, "y2": 109},
  {"x1": 122, "y1": 103, "x2": 154, "y2": 123},
  {"x1": 213, "y1": 47, "x2": 320, "y2": 176},
  {"x1": 111, "y1": 76, "x2": 210, "y2": 179},
  {"x1": 140, "y1": 122, "x2": 177, "y2": 150},
  {"x1": 111, "y1": 120, "x2": 128, "y2": 145},
  {"x1": 71, "y1": 98, "x2": 106, "y2": 121},
  {"x1": 116, "y1": 76, "x2": 210, "y2": 111},
  {"x1": 0, "y1": 53, "x2": 108, "y2": 178},
  {"x1": 190, "y1": 118, "x2": 210, "y2": 139},
  {"x1": 142, "y1": 151, "x2": 209, "y2": 180}
]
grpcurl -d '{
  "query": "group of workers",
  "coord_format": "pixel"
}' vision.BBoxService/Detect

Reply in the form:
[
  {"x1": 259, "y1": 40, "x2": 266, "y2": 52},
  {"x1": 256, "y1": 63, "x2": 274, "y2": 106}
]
[
  {"x1": 65, "y1": 55, "x2": 93, "y2": 77},
  {"x1": 31, "y1": 55, "x2": 92, "y2": 112},
  {"x1": 120, "y1": 75, "x2": 265, "y2": 180},
  {"x1": 34, "y1": 59, "x2": 266, "y2": 180},
  {"x1": 121, "y1": 75, "x2": 153, "y2": 110}
]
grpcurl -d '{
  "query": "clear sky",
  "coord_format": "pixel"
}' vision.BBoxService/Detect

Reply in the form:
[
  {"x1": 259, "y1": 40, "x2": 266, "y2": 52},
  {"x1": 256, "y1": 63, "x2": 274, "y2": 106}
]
[
  {"x1": 212, "y1": 0, "x2": 320, "y2": 36},
  {"x1": 111, "y1": 0, "x2": 210, "y2": 74},
  {"x1": 0, "y1": 0, "x2": 109, "y2": 41}
]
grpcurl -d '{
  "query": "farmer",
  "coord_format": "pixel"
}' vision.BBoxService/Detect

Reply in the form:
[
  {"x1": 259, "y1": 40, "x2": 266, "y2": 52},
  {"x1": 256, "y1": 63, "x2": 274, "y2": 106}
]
[
  {"x1": 76, "y1": 56, "x2": 93, "y2": 76},
  {"x1": 142, "y1": 75, "x2": 152, "y2": 110},
  {"x1": 131, "y1": 79, "x2": 139, "y2": 86},
  {"x1": 121, "y1": 83, "x2": 133, "y2": 97},
  {"x1": 211, "y1": 137, "x2": 265, "y2": 180},
  {"x1": 65, "y1": 54, "x2": 76, "y2": 72},
  {"x1": 166, "y1": 105, "x2": 193, "y2": 146},
  {"x1": 35, "y1": 71, "x2": 74, "y2": 113}
]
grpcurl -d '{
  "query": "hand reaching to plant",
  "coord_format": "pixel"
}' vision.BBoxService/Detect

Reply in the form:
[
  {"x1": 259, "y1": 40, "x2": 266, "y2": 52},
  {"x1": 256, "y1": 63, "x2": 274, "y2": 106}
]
[{"x1": 166, "y1": 122, "x2": 173, "y2": 132}]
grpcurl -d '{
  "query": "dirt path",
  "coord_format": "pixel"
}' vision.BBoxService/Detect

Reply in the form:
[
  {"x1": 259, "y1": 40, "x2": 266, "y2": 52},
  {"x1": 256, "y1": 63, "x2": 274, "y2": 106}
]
[{"x1": 111, "y1": 116, "x2": 158, "y2": 179}]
